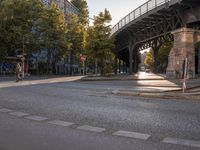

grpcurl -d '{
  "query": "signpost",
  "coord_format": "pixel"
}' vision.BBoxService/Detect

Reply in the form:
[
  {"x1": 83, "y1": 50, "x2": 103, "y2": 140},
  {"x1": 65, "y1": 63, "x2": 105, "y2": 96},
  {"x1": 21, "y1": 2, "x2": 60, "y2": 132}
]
[
  {"x1": 182, "y1": 57, "x2": 188, "y2": 93},
  {"x1": 80, "y1": 55, "x2": 87, "y2": 75}
]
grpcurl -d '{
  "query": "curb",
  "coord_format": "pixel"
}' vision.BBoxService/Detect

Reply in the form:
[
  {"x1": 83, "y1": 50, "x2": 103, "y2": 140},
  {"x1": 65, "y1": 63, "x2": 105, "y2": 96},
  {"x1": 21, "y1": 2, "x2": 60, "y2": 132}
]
[
  {"x1": 112, "y1": 91, "x2": 200, "y2": 101},
  {"x1": 80, "y1": 78, "x2": 165, "y2": 81}
]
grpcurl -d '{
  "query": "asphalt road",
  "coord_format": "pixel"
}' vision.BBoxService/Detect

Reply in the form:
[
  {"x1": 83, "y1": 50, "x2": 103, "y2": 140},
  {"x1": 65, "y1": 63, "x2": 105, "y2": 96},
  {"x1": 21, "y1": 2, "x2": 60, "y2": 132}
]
[{"x1": 0, "y1": 77, "x2": 200, "y2": 150}]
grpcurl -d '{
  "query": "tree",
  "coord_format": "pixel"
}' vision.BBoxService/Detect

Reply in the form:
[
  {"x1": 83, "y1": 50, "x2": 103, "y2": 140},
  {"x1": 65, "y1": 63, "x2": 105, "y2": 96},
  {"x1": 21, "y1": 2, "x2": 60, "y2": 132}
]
[
  {"x1": 65, "y1": 13, "x2": 84, "y2": 75},
  {"x1": 157, "y1": 42, "x2": 172, "y2": 72},
  {"x1": 144, "y1": 49, "x2": 154, "y2": 70},
  {"x1": 0, "y1": 0, "x2": 71, "y2": 74},
  {"x1": 86, "y1": 9, "x2": 115, "y2": 75},
  {"x1": 0, "y1": 0, "x2": 46, "y2": 59},
  {"x1": 35, "y1": 2, "x2": 69, "y2": 73},
  {"x1": 69, "y1": 0, "x2": 90, "y2": 75},
  {"x1": 70, "y1": 0, "x2": 89, "y2": 26},
  {"x1": 144, "y1": 42, "x2": 173, "y2": 73}
]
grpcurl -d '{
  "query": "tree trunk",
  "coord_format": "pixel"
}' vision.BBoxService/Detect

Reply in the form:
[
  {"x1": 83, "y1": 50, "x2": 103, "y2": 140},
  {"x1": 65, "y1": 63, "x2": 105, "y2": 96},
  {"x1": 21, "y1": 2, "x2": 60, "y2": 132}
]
[{"x1": 69, "y1": 50, "x2": 73, "y2": 76}]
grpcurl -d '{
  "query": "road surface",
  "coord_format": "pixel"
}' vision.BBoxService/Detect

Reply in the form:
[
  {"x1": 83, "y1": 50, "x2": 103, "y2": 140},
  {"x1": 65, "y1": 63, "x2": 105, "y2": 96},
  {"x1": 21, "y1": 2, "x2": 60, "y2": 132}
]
[{"x1": 0, "y1": 76, "x2": 200, "y2": 150}]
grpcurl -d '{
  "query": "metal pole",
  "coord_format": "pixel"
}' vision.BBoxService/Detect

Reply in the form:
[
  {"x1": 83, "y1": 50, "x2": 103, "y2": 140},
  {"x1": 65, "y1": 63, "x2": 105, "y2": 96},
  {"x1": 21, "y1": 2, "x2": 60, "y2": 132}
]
[
  {"x1": 182, "y1": 57, "x2": 188, "y2": 93},
  {"x1": 83, "y1": 61, "x2": 85, "y2": 75}
]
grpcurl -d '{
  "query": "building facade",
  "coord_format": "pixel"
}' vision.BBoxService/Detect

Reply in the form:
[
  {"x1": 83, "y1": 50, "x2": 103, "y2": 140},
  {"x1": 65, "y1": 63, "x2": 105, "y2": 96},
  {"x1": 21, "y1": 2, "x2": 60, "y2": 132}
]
[
  {"x1": 33, "y1": 0, "x2": 81, "y2": 75},
  {"x1": 42, "y1": 0, "x2": 79, "y2": 15}
]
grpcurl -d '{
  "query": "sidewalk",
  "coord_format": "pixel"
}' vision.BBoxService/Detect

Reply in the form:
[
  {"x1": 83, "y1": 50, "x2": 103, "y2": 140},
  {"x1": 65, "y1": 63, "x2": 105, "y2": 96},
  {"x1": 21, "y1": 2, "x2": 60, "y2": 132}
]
[
  {"x1": 0, "y1": 73, "x2": 199, "y2": 100},
  {"x1": 0, "y1": 75, "x2": 84, "y2": 88},
  {"x1": 82, "y1": 72, "x2": 200, "y2": 100}
]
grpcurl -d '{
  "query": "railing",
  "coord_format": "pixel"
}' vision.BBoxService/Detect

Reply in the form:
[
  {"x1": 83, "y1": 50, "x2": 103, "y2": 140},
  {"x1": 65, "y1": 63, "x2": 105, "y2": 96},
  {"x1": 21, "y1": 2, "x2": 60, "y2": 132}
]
[{"x1": 111, "y1": 0, "x2": 172, "y2": 35}]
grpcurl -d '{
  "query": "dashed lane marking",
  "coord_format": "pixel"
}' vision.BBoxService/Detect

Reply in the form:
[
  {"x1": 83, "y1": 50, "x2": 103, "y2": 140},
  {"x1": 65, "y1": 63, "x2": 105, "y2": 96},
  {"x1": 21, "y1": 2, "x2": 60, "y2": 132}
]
[
  {"x1": 77, "y1": 125, "x2": 105, "y2": 133},
  {"x1": 162, "y1": 137, "x2": 200, "y2": 148},
  {"x1": 25, "y1": 115, "x2": 48, "y2": 121},
  {"x1": 2, "y1": 106, "x2": 200, "y2": 148},
  {"x1": 112, "y1": 130, "x2": 151, "y2": 140},
  {"x1": 48, "y1": 120, "x2": 74, "y2": 127},
  {"x1": 9, "y1": 111, "x2": 29, "y2": 117},
  {"x1": 0, "y1": 108, "x2": 13, "y2": 113}
]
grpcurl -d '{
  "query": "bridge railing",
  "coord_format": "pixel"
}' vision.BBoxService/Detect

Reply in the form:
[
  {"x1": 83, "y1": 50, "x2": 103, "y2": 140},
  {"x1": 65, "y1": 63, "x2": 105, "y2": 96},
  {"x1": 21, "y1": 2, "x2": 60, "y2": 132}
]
[{"x1": 111, "y1": 0, "x2": 171, "y2": 35}]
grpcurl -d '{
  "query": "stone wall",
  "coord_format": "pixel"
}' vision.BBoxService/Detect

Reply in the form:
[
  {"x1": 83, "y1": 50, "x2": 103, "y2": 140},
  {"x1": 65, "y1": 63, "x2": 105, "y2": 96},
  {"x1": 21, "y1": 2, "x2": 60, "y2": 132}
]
[{"x1": 166, "y1": 28, "x2": 200, "y2": 78}]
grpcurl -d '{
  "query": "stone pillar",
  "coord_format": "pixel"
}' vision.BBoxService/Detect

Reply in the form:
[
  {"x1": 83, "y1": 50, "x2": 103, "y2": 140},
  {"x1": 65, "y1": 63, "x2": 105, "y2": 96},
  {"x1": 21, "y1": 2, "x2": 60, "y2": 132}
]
[
  {"x1": 129, "y1": 49, "x2": 133, "y2": 74},
  {"x1": 114, "y1": 56, "x2": 117, "y2": 74},
  {"x1": 118, "y1": 59, "x2": 121, "y2": 74},
  {"x1": 166, "y1": 48, "x2": 176, "y2": 77},
  {"x1": 133, "y1": 54, "x2": 137, "y2": 73},
  {"x1": 198, "y1": 48, "x2": 200, "y2": 74},
  {"x1": 123, "y1": 61, "x2": 125, "y2": 73},
  {"x1": 167, "y1": 28, "x2": 196, "y2": 78}
]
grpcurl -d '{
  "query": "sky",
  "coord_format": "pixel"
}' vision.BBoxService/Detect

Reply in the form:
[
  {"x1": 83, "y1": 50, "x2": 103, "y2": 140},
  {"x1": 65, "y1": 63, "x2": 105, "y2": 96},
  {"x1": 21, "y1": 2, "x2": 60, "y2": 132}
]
[{"x1": 86, "y1": 0, "x2": 148, "y2": 27}]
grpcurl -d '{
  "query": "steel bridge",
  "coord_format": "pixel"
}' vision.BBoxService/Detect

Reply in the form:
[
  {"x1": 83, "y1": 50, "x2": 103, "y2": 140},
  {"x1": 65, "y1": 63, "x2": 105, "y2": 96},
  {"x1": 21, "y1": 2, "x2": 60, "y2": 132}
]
[{"x1": 112, "y1": 0, "x2": 200, "y2": 75}]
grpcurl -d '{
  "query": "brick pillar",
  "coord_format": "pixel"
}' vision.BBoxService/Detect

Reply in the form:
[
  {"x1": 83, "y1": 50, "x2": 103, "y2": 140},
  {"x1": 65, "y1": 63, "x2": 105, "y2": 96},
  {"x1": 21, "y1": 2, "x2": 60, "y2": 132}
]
[{"x1": 167, "y1": 28, "x2": 196, "y2": 78}]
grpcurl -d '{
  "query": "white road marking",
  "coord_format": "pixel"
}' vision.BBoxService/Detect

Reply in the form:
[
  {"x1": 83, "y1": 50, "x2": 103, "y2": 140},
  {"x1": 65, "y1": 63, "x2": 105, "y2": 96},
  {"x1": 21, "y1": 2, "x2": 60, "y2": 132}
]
[
  {"x1": 9, "y1": 111, "x2": 29, "y2": 117},
  {"x1": 77, "y1": 125, "x2": 105, "y2": 133},
  {"x1": 162, "y1": 137, "x2": 200, "y2": 148},
  {"x1": 0, "y1": 108, "x2": 13, "y2": 113},
  {"x1": 25, "y1": 115, "x2": 48, "y2": 121},
  {"x1": 112, "y1": 130, "x2": 150, "y2": 140},
  {"x1": 48, "y1": 120, "x2": 74, "y2": 127}
]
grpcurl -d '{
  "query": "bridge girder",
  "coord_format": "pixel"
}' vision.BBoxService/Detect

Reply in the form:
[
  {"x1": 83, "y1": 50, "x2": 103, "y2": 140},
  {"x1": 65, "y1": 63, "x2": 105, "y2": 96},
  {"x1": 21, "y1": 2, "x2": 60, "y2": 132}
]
[{"x1": 114, "y1": 0, "x2": 200, "y2": 56}]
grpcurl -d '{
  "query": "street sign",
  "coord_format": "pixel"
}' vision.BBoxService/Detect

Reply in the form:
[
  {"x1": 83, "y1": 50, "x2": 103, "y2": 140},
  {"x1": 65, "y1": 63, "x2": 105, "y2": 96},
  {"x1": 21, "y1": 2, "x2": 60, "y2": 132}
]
[{"x1": 80, "y1": 55, "x2": 86, "y2": 62}]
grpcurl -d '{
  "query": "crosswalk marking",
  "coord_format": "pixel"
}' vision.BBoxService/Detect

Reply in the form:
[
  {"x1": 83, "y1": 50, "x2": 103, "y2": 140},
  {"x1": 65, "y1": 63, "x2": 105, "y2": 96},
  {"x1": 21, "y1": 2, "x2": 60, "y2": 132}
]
[
  {"x1": 113, "y1": 130, "x2": 150, "y2": 140},
  {"x1": 77, "y1": 125, "x2": 105, "y2": 133},
  {"x1": 0, "y1": 108, "x2": 13, "y2": 113},
  {"x1": 162, "y1": 137, "x2": 200, "y2": 148},
  {"x1": 48, "y1": 120, "x2": 74, "y2": 127},
  {"x1": 25, "y1": 115, "x2": 48, "y2": 121},
  {"x1": 9, "y1": 111, "x2": 29, "y2": 117}
]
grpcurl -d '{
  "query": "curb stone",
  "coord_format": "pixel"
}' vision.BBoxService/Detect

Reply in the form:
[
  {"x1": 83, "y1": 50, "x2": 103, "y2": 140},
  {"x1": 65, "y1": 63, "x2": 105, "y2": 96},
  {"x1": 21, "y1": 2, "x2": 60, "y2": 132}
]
[{"x1": 112, "y1": 91, "x2": 200, "y2": 101}]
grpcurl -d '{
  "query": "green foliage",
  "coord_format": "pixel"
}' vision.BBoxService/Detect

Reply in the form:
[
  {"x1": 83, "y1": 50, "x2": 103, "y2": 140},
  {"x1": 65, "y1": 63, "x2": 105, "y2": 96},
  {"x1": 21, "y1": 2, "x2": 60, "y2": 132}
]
[
  {"x1": 0, "y1": 0, "x2": 72, "y2": 74},
  {"x1": 41, "y1": 2, "x2": 69, "y2": 73},
  {"x1": 86, "y1": 9, "x2": 115, "y2": 75},
  {"x1": 157, "y1": 42, "x2": 172, "y2": 72},
  {"x1": 70, "y1": 0, "x2": 89, "y2": 26},
  {"x1": 66, "y1": 13, "x2": 84, "y2": 54},
  {"x1": 144, "y1": 42, "x2": 173, "y2": 72},
  {"x1": 1, "y1": 1, "x2": 40, "y2": 55},
  {"x1": 144, "y1": 49, "x2": 154, "y2": 70}
]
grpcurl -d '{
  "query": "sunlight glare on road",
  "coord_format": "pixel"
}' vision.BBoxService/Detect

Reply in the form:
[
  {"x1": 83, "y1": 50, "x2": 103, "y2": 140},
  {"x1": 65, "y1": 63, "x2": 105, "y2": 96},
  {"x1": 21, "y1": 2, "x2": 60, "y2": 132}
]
[{"x1": 0, "y1": 76, "x2": 84, "y2": 89}]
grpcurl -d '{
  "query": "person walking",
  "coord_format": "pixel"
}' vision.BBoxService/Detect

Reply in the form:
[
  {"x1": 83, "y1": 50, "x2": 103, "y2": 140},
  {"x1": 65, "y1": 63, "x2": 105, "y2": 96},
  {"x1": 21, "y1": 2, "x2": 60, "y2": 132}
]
[{"x1": 15, "y1": 62, "x2": 22, "y2": 82}]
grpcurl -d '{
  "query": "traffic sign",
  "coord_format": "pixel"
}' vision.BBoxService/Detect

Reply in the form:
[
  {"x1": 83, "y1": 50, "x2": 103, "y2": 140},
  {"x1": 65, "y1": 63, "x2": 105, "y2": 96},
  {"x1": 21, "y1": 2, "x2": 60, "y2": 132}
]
[{"x1": 80, "y1": 55, "x2": 86, "y2": 62}]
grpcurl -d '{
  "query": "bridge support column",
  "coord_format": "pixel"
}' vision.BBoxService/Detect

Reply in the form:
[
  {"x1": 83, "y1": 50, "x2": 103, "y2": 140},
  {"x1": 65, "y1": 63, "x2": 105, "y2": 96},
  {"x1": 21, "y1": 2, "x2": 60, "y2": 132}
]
[
  {"x1": 114, "y1": 56, "x2": 118, "y2": 74},
  {"x1": 128, "y1": 47, "x2": 133, "y2": 75},
  {"x1": 167, "y1": 28, "x2": 197, "y2": 78},
  {"x1": 118, "y1": 59, "x2": 121, "y2": 74},
  {"x1": 122, "y1": 61, "x2": 125, "y2": 73},
  {"x1": 152, "y1": 39, "x2": 162, "y2": 73},
  {"x1": 133, "y1": 54, "x2": 138, "y2": 73}
]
